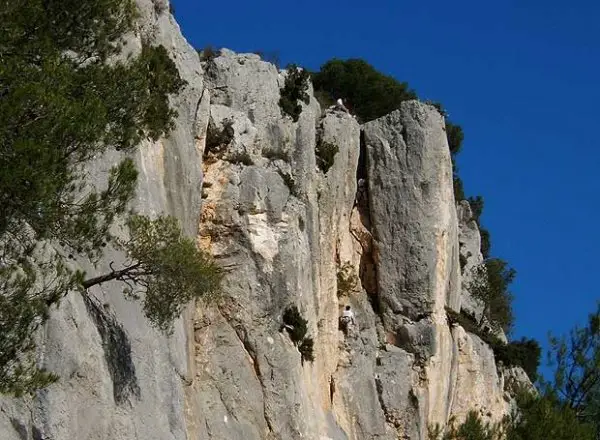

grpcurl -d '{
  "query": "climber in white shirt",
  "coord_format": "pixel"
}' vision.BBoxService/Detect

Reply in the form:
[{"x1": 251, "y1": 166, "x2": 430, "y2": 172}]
[
  {"x1": 335, "y1": 98, "x2": 350, "y2": 114},
  {"x1": 340, "y1": 305, "x2": 356, "y2": 336}
]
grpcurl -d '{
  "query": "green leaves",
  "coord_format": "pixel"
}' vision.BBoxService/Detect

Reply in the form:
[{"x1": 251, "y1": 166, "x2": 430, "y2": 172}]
[
  {"x1": 0, "y1": 0, "x2": 185, "y2": 395},
  {"x1": 504, "y1": 393, "x2": 596, "y2": 440},
  {"x1": 281, "y1": 306, "x2": 314, "y2": 364},
  {"x1": 468, "y1": 259, "x2": 516, "y2": 333},
  {"x1": 547, "y1": 303, "x2": 600, "y2": 430},
  {"x1": 279, "y1": 64, "x2": 310, "y2": 122},
  {"x1": 118, "y1": 215, "x2": 222, "y2": 333},
  {"x1": 312, "y1": 58, "x2": 416, "y2": 123},
  {"x1": 429, "y1": 411, "x2": 500, "y2": 440}
]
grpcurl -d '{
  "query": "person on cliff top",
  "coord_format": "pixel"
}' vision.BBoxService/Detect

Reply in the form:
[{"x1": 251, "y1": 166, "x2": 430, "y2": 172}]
[{"x1": 335, "y1": 98, "x2": 351, "y2": 114}]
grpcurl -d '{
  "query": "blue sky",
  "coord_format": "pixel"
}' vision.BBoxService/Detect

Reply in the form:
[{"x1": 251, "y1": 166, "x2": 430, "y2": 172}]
[{"x1": 173, "y1": 0, "x2": 599, "y2": 362}]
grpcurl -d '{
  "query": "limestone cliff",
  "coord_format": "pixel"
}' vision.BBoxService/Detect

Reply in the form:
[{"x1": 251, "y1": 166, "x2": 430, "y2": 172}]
[{"x1": 0, "y1": 1, "x2": 530, "y2": 439}]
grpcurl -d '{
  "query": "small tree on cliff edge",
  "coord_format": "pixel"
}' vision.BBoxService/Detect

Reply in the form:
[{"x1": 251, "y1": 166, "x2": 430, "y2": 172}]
[{"x1": 0, "y1": 0, "x2": 221, "y2": 396}]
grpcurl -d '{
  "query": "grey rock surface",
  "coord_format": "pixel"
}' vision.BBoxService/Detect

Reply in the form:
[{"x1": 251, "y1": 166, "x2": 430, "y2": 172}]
[
  {"x1": 0, "y1": 5, "x2": 533, "y2": 440},
  {"x1": 457, "y1": 200, "x2": 485, "y2": 320},
  {"x1": 362, "y1": 103, "x2": 461, "y2": 326},
  {"x1": 0, "y1": 1, "x2": 204, "y2": 439}
]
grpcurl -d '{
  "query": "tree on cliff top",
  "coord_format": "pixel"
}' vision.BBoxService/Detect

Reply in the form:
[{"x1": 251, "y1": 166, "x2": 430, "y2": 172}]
[
  {"x1": 0, "y1": 0, "x2": 220, "y2": 396},
  {"x1": 312, "y1": 58, "x2": 417, "y2": 123},
  {"x1": 312, "y1": 59, "x2": 468, "y2": 201}
]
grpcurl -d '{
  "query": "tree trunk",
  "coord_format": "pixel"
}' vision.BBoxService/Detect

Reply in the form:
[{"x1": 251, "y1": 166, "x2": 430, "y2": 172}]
[{"x1": 82, "y1": 263, "x2": 141, "y2": 289}]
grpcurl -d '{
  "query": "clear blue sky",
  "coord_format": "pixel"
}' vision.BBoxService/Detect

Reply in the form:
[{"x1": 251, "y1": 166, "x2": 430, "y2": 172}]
[{"x1": 173, "y1": 0, "x2": 599, "y2": 361}]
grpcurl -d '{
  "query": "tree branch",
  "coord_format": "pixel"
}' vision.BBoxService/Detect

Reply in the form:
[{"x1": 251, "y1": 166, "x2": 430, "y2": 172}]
[{"x1": 82, "y1": 262, "x2": 144, "y2": 289}]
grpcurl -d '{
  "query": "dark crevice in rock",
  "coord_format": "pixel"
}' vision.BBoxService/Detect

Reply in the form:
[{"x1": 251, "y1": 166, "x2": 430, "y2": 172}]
[
  {"x1": 232, "y1": 327, "x2": 274, "y2": 434},
  {"x1": 329, "y1": 376, "x2": 336, "y2": 404},
  {"x1": 356, "y1": 131, "x2": 368, "y2": 181},
  {"x1": 10, "y1": 418, "x2": 27, "y2": 440},
  {"x1": 356, "y1": 130, "x2": 381, "y2": 320},
  {"x1": 374, "y1": 374, "x2": 397, "y2": 431},
  {"x1": 83, "y1": 295, "x2": 140, "y2": 405},
  {"x1": 32, "y1": 425, "x2": 43, "y2": 440},
  {"x1": 399, "y1": 123, "x2": 408, "y2": 146}
]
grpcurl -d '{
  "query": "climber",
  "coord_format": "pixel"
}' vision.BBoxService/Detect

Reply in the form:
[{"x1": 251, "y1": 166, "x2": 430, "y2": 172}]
[
  {"x1": 340, "y1": 305, "x2": 356, "y2": 335},
  {"x1": 355, "y1": 178, "x2": 368, "y2": 208},
  {"x1": 335, "y1": 98, "x2": 350, "y2": 114}
]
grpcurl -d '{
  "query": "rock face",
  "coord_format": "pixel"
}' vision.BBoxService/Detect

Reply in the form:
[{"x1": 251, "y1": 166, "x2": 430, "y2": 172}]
[
  {"x1": 457, "y1": 200, "x2": 485, "y2": 321},
  {"x1": 0, "y1": 2, "x2": 531, "y2": 439},
  {"x1": 0, "y1": 2, "x2": 204, "y2": 439}
]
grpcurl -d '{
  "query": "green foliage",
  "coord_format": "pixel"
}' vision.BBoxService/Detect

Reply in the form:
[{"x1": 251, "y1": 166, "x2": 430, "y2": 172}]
[
  {"x1": 547, "y1": 303, "x2": 600, "y2": 430},
  {"x1": 480, "y1": 228, "x2": 491, "y2": 259},
  {"x1": 198, "y1": 45, "x2": 220, "y2": 62},
  {"x1": 262, "y1": 148, "x2": 289, "y2": 162},
  {"x1": 453, "y1": 175, "x2": 466, "y2": 201},
  {"x1": 443, "y1": 306, "x2": 600, "y2": 440},
  {"x1": 316, "y1": 139, "x2": 339, "y2": 173},
  {"x1": 282, "y1": 306, "x2": 315, "y2": 363},
  {"x1": 337, "y1": 262, "x2": 358, "y2": 297},
  {"x1": 429, "y1": 411, "x2": 499, "y2": 440},
  {"x1": 299, "y1": 337, "x2": 315, "y2": 364},
  {"x1": 446, "y1": 309, "x2": 540, "y2": 380},
  {"x1": 227, "y1": 150, "x2": 254, "y2": 166},
  {"x1": 279, "y1": 64, "x2": 310, "y2": 122},
  {"x1": 446, "y1": 122, "x2": 465, "y2": 156},
  {"x1": 95, "y1": 215, "x2": 222, "y2": 333},
  {"x1": 282, "y1": 306, "x2": 308, "y2": 344},
  {"x1": 494, "y1": 338, "x2": 541, "y2": 381},
  {"x1": 314, "y1": 89, "x2": 335, "y2": 109},
  {"x1": 505, "y1": 392, "x2": 596, "y2": 440},
  {"x1": 205, "y1": 118, "x2": 234, "y2": 156},
  {"x1": 437, "y1": 394, "x2": 595, "y2": 440},
  {"x1": 468, "y1": 196, "x2": 484, "y2": 225},
  {"x1": 468, "y1": 259, "x2": 515, "y2": 333},
  {"x1": 0, "y1": 0, "x2": 184, "y2": 394},
  {"x1": 312, "y1": 59, "x2": 416, "y2": 122}
]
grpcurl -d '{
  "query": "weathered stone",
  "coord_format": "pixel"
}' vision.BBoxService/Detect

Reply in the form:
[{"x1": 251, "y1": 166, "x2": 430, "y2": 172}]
[
  {"x1": 362, "y1": 102, "x2": 461, "y2": 327},
  {"x1": 457, "y1": 200, "x2": 485, "y2": 320},
  {"x1": 0, "y1": 5, "x2": 533, "y2": 439}
]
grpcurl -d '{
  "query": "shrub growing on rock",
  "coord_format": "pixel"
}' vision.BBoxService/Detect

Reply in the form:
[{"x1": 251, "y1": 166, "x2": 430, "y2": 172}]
[
  {"x1": 205, "y1": 118, "x2": 234, "y2": 156},
  {"x1": 282, "y1": 306, "x2": 315, "y2": 364},
  {"x1": 337, "y1": 262, "x2": 358, "y2": 297},
  {"x1": 316, "y1": 140, "x2": 339, "y2": 173},
  {"x1": 198, "y1": 45, "x2": 220, "y2": 62},
  {"x1": 282, "y1": 305, "x2": 308, "y2": 344},
  {"x1": 446, "y1": 308, "x2": 540, "y2": 381},
  {"x1": 299, "y1": 337, "x2": 315, "y2": 364},
  {"x1": 279, "y1": 64, "x2": 310, "y2": 122},
  {"x1": 468, "y1": 259, "x2": 515, "y2": 333}
]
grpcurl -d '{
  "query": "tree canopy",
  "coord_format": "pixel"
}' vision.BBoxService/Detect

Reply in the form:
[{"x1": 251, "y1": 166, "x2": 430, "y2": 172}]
[
  {"x1": 0, "y1": 0, "x2": 220, "y2": 396},
  {"x1": 312, "y1": 58, "x2": 417, "y2": 123}
]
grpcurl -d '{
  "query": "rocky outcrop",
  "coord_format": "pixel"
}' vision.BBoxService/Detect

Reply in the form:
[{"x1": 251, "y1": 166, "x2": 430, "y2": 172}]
[
  {"x1": 457, "y1": 200, "x2": 485, "y2": 320},
  {"x1": 0, "y1": 2, "x2": 531, "y2": 439}
]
